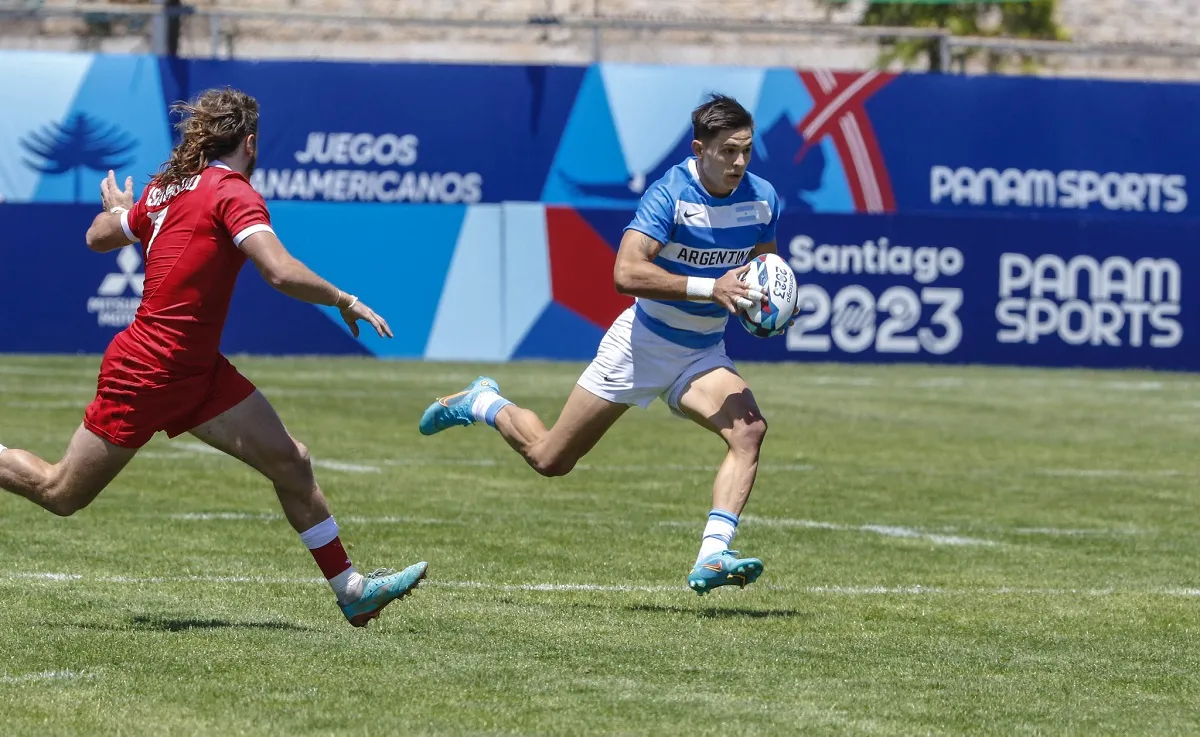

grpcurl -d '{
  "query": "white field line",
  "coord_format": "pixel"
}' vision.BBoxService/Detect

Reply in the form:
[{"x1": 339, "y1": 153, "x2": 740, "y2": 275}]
[
  {"x1": 173, "y1": 513, "x2": 1134, "y2": 539},
  {"x1": 1037, "y1": 468, "x2": 1182, "y2": 478},
  {"x1": 0, "y1": 365, "x2": 97, "y2": 378},
  {"x1": 737, "y1": 516, "x2": 998, "y2": 547},
  {"x1": 0, "y1": 383, "x2": 93, "y2": 396},
  {"x1": 164, "y1": 442, "x2": 811, "y2": 475},
  {"x1": 1, "y1": 400, "x2": 87, "y2": 410},
  {"x1": 664, "y1": 517, "x2": 1145, "y2": 539},
  {"x1": 169, "y1": 512, "x2": 451, "y2": 525},
  {"x1": 1008, "y1": 527, "x2": 1144, "y2": 537},
  {"x1": 171, "y1": 512, "x2": 281, "y2": 522},
  {"x1": 174, "y1": 441, "x2": 380, "y2": 474},
  {"x1": 159, "y1": 444, "x2": 1188, "y2": 480},
  {"x1": 6, "y1": 571, "x2": 1200, "y2": 598},
  {"x1": 138, "y1": 451, "x2": 200, "y2": 460},
  {"x1": 0, "y1": 669, "x2": 95, "y2": 684}
]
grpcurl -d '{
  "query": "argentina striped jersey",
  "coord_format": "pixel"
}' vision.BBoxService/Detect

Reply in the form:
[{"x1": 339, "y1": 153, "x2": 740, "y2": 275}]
[{"x1": 623, "y1": 157, "x2": 780, "y2": 348}]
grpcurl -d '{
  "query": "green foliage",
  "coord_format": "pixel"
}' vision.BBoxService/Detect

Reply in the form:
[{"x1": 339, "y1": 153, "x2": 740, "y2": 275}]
[{"x1": 839, "y1": 1, "x2": 1068, "y2": 72}]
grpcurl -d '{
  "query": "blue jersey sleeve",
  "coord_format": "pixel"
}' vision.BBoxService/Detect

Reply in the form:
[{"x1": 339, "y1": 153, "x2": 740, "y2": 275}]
[
  {"x1": 624, "y1": 183, "x2": 675, "y2": 245},
  {"x1": 761, "y1": 187, "x2": 781, "y2": 244}
]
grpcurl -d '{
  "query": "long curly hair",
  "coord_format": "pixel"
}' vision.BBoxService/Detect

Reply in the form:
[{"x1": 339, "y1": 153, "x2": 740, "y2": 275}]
[{"x1": 157, "y1": 87, "x2": 258, "y2": 186}]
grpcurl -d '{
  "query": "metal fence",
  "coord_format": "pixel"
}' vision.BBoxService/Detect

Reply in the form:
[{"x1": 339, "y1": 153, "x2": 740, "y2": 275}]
[{"x1": 3, "y1": 1, "x2": 1200, "y2": 76}]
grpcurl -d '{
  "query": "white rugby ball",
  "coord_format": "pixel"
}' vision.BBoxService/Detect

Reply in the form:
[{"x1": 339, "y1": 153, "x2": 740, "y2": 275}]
[{"x1": 737, "y1": 253, "x2": 799, "y2": 338}]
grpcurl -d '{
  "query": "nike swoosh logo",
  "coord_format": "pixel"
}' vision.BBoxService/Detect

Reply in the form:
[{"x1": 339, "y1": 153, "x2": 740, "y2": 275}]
[
  {"x1": 702, "y1": 563, "x2": 723, "y2": 572},
  {"x1": 438, "y1": 390, "x2": 469, "y2": 407}
]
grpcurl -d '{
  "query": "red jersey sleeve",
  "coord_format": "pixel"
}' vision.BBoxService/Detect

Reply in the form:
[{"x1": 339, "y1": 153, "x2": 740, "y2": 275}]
[
  {"x1": 214, "y1": 174, "x2": 273, "y2": 247},
  {"x1": 121, "y1": 186, "x2": 152, "y2": 243}
]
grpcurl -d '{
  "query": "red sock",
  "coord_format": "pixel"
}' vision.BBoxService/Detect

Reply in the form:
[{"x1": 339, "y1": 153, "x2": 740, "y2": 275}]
[
  {"x1": 299, "y1": 517, "x2": 362, "y2": 602},
  {"x1": 309, "y1": 536, "x2": 353, "y2": 580}
]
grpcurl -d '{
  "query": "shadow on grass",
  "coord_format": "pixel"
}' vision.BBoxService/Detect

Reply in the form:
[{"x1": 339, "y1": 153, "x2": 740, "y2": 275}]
[
  {"x1": 129, "y1": 615, "x2": 310, "y2": 632},
  {"x1": 626, "y1": 603, "x2": 802, "y2": 620}
]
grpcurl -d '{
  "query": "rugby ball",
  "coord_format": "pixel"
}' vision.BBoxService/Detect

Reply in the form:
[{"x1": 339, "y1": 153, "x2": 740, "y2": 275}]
[{"x1": 737, "y1": 253, "x2": 798, "y2": 338}]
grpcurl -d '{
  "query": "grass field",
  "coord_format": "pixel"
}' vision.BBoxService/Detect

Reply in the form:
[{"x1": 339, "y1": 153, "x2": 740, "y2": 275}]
[{"x1": 1, "y1": 355, "x2": 1198, "y2": 736}]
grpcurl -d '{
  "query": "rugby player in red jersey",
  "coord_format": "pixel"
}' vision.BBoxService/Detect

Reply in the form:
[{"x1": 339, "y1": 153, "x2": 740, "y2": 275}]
[{"x1": 0, "y1": 88, "x2": 425, "y2": 627}]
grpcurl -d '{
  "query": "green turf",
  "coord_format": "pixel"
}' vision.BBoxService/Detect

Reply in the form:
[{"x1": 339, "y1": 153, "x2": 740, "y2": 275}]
[{"x1": 1, "y1": 355, "x2": 1198, "y2": 735}]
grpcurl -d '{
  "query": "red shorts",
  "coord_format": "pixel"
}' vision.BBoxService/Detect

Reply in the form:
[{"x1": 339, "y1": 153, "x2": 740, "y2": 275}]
[{"x1": 83, "y1": 350, "x2": 256, "y2": 449}]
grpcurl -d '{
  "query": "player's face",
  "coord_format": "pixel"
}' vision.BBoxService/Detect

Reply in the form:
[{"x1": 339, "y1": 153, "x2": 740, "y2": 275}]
[{"x1": 694, "y1": 127, "x2": 753, "y2": 196}]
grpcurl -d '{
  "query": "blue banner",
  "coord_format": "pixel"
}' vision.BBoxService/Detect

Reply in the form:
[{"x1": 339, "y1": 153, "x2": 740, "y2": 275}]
[
  {"x1": 0, "y1": 204, "x2": 366, "y2": 356},
  {"x1": 873, "y1": 74, "x2": 1200, "y2": 220},
  {"x1": 4, "y1": 51, "x2": 1200, "y2": 371},
  {"x1": 182, "y1": 60, "x2": 586, "y2": 206},
  {"x1": 724, "y1": 213, "x2": 1197, "y2": 370}
]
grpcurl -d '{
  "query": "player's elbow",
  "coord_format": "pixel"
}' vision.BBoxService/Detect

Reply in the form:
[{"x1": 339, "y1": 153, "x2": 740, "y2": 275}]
[
  {"x1": 260, "y1": 259, "x2": 297, "y2": 292},
  {"x1": 613, "y1": 259, "x2": 636, "y2": 295},
  {"x1": 85, "y1": 214, "x2": 125, "y2": 253},
  {"x1": 263, "y1": 267, "x2": 289, "y2": 291},
  {"x1": 85, "y1": 230, "x2": 118, "y2": 254},
  {"x1": 84, "y1": 220, "x2": 106, "y2": 252}
]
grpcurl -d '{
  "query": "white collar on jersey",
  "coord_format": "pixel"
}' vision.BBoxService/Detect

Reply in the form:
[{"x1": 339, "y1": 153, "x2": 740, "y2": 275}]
[
  {"x1": 209, "y1": 160, "x2": 232, "y2": 170},
  {"x1": 687, "y1": 157, "x2": 700, "y2": 183}
]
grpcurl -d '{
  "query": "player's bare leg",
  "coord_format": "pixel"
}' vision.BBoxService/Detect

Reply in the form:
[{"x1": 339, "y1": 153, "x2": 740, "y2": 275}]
[
  {"x1": 189, "y1": 390, "x2": 334, "y2": 532},
  {"x1": 189, "y1": 390, "x2": 426, "y2": 627},
  {"x1": 494, "y1": 386, "x2": 627, "y2": 477},
  {"x1": 420, "y1": 377, "x2": 627, "y2": 477},
  {"x1": 676, "y1": 367, "x2": 768, "y2": 594},
  {"x1": 0, "y1": 425, "x2": 136, "y2": 516}
]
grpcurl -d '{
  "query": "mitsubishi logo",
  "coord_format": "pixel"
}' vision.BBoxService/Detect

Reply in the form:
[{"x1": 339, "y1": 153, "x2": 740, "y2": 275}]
[
  {"x1": 87, "y1": 245, "x2": 144, "y2": 327},
  {"x1": 97, "y1": 245, "x2": 144, "y2": 297}
]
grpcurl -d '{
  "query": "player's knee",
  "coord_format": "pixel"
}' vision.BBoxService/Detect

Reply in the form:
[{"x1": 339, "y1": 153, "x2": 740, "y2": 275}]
[
  {"x1": 41, "y1": 478, "x2": 91, "y2": 517},
  {"x1": 288, "y1": 440, "x2": 314, "y2": 479},
  {"x1": 293, "y1": 439, "x2": 312, "y2": 468},
  {"x1": 728, "y1": 416, "x2": 768, "y2": 455},
  {"x1": 529, "y1": 448, "x2": 575, "y2": 478},
  {"x1": 45, "y1": 498, "x2": 84, "y2": 517},
  {"x1": 268, "y1": 438, "x2": 314, "y2": 487}
]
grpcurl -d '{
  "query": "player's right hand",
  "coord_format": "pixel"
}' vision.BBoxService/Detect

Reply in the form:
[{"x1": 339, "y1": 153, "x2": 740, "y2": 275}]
[
  {"x1": 100, "y1": 169, "x2": 134, "y2": 213},
  {"x1": 713, "y1": 264, "x2": 765, "y2": 315},
  {"x1": 339, "y1": 297, "x2": 394, "y2": 339}
]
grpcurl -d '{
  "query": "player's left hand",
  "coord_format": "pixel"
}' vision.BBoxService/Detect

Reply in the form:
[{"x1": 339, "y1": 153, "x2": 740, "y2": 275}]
[
  {"x1": 100, "y1": 170, "x2": 134, "y2": 212},
  {"x1": 339, "y1": 296, "x2": 394, "y2": 339}
]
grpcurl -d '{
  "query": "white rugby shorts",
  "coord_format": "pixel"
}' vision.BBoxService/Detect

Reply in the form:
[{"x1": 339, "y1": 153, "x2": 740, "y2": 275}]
[{"x1": 577, "y1": 307, "x2": 736, "y2": 417}]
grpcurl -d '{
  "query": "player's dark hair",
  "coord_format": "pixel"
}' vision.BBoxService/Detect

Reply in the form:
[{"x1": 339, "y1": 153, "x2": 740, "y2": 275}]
[
  {"x1": 692, "y1": 94, "x2": 754, "y2": 143},
  {"x1": 158, "y1": 87, "x2": 259, "y2": 186}
]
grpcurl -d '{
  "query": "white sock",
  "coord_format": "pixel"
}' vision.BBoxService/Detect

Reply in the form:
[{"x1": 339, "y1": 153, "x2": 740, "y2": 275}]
[
  {"x1": 471, "y1": 392, "x2": 509, "y2": 424},
  {"x1": 299, "y1": 516, "x2": 365, "y2": 604},
  {"x1": 0, "y1": 444, "x2": 7, "y2": 455},
  {"x1": 330, "y1": 567, "x2": 365, "y2": 603},
  {"x1": 696, "y1": 509, "x2": 739, "y2": 564}
]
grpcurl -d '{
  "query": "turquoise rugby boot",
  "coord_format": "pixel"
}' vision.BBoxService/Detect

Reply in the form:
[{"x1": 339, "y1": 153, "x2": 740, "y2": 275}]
[
  {"x1": 339, "y1": 562, "x2": 428, "y2": 628},
  {"x1": 687, "y1": 550, "x2": 764, "y2": 596},
  {"x1": 419, "y1": 376, "x2": 501, "y2": 436}
]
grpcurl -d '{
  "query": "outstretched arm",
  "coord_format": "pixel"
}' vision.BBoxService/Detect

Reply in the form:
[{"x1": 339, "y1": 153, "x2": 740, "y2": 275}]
[
  {"x1": 239, "y1": 231, "x2": 393, "y2": 339},
  {"x1": 613, "y1": 229, "x2": 761, "y2": 314}
]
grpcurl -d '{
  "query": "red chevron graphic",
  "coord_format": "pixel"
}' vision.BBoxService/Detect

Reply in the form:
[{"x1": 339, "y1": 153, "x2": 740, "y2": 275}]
[
  {"x1": 545, "y1": 207, "x2": 634, "y2": 328},
  {"x1": 796, "y1": 69, "x2": 897, "y2": 214}
]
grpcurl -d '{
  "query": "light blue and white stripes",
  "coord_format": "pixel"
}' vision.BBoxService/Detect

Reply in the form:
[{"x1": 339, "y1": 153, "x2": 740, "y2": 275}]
[{"x1": 624, "y1": 157, "x2": 779, "y2": 348}]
